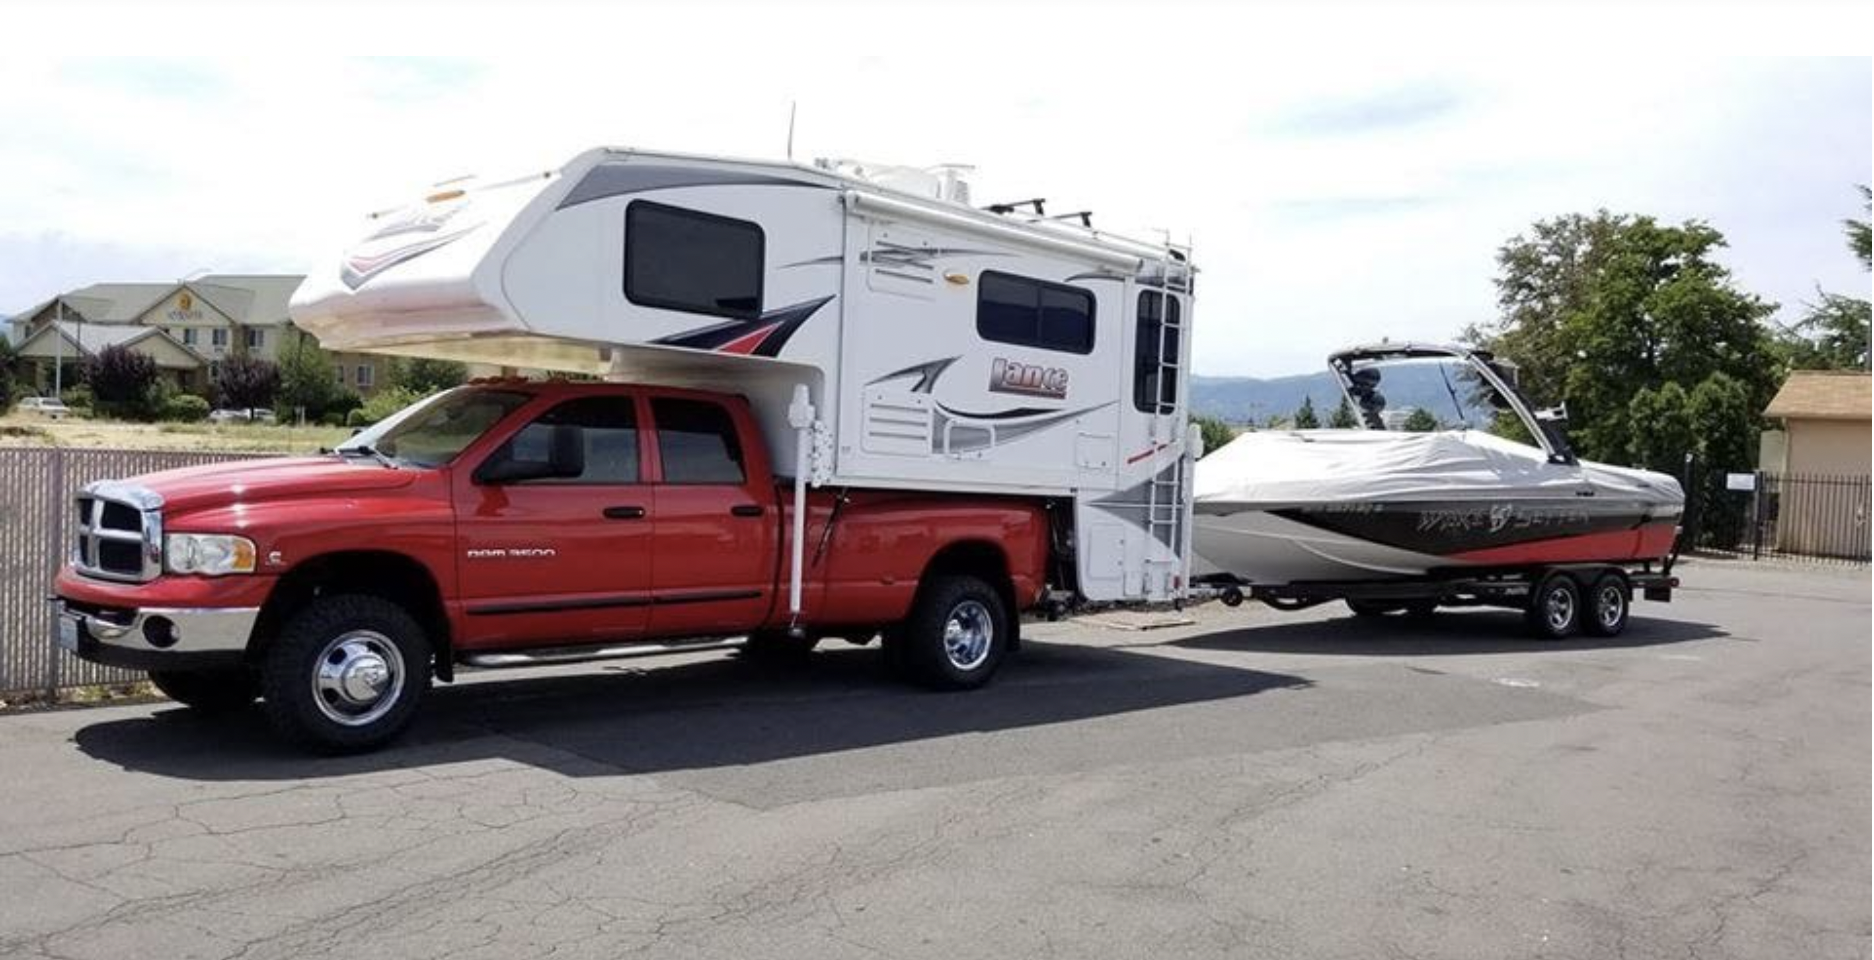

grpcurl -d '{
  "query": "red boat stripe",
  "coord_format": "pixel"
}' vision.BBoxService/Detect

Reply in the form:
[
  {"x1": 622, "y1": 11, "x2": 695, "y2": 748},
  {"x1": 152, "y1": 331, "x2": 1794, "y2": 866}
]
[
  {"x1": 1447, "y1": 525, "x2": 1677, "y2": 565},
  {"x1": 716, "y1": 323, "x2": 780, "y2": 355}
]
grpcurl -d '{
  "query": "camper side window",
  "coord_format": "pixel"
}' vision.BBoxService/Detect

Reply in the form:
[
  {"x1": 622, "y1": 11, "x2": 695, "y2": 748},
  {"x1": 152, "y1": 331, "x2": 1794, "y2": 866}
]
[
  {"x1": 976, "y1": 271, "x2": 1095, "y2": 355},
  {"x1": 624, "y1": 201, "x2": 764, "y2": 321},
  {"x1": 1133, "y1": 291, "x2": 1182, "y2": 414}
]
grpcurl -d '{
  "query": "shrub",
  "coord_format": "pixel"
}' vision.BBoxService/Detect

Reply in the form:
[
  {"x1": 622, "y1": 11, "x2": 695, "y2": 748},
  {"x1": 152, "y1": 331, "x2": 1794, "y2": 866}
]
[
  {"x1": 162, "y1": 393, "x2": 211, "y2": 422},
  {"x1": 60, "y1": 384, "x2": 94, "y2": 411},
  {"x1": 213, "y1": 355, "x2": 281, "y2": 410},
  {"x1": 356, "y1": 386, "x2": 424, "y2": 426},
  {"x1": 85, "y1": 345, "x2": 158, "y2": 408},
  {"x1": 389, "y1": 357, "x2": 469, "y2": 395}
]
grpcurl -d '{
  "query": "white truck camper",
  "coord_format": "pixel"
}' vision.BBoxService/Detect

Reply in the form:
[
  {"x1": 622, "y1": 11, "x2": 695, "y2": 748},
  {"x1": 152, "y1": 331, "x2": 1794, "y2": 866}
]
[{"x1": 291, "y1": 148, "x2": 1199, "y2": 605}]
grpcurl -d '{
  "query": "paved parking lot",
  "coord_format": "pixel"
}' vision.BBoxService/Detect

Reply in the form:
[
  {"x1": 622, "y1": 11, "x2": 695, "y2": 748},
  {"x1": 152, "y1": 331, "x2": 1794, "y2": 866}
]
[{"x1": 0, "y1": 558, "x2": 1866, "y2": 960}]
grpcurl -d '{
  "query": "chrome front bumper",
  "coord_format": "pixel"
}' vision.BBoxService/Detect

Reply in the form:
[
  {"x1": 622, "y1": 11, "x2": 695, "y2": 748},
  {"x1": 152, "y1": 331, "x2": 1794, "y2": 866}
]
[{"x1": 55, "y1": 600, "x2": 257, "y2": 670}]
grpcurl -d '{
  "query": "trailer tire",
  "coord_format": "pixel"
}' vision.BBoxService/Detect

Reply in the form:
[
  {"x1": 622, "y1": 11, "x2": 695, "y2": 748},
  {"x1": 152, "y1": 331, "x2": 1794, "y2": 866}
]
[
  {"x1": 1582, "y1": 572, "x2": 1630, "y2": 638},
  {"x1": 149, "y1": 668, "x2": 257, "y2": 714},
  {"x1": 259, "y1": 595, "x2": 431, "y2": 754},
  {"x1": 894, "y1": 574, "x2": 1009, "y2": 690},
  {"x1": 1524, "y1": 573, "x2": 1582, "y2": 639}
]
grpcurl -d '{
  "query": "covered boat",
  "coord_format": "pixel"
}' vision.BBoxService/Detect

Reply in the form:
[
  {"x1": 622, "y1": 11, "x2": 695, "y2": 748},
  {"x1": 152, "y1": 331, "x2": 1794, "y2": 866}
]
[{"x1": 1192, "y1": 343, "x2": 1684, "y2": 585}]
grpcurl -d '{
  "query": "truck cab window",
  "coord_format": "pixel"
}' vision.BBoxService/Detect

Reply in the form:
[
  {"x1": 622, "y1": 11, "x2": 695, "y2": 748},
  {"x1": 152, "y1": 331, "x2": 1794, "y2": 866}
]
[
  {"x1": 624, "y1": 200, "x2": 765, "y2": 320},
  {"x1": 499, "y1": 396, "x2": 641, "y2": 483},
  {"x1": 652, "y1": 398, "x2": 746, "y2": 484}
]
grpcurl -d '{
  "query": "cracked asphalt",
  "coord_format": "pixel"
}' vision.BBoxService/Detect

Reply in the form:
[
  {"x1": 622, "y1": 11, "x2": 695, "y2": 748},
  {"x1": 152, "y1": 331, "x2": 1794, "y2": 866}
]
[{"x1": 0, "y1": 558, "x2": 1866, "y2": 959}]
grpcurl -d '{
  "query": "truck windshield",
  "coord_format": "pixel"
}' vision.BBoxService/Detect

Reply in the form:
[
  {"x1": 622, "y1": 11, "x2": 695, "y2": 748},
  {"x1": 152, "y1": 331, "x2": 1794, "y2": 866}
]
[{"x1": 336, "y1": 388, "x2": 533, "y2": 468}]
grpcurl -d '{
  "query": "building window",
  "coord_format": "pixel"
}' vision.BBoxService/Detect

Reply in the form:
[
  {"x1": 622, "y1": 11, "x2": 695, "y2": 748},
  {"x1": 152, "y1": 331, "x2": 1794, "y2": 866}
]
[
  {"x1": 246, "y1": 328, "x2": 265, "y2": 349},
  {"x1": 181, "y1": 328, "x2": 198, "y2": 346},
  {"x1": 356, "y1": 364, "x2": 374, "y2": 388},
  {"x1": 976, "y1": 271, "x2": 1096, "y2": 355},
  {"x1": 651, "y1": 398, "x2": 746, "y2": 484},
  {"x1": 624, "y1": 200, "x2": 764, "y2": 321},
  {"x1": 211, "y1": 328, "x2": 228, "y2": 349},
  {"x1": 1133, "y1": 291, "x2": 1182, "y2": 414}
]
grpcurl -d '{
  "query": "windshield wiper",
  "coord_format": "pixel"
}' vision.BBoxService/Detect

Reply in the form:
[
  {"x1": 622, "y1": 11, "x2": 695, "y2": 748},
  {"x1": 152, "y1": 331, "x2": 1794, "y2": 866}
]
[{"x1": 336, "y1": 444, "x2": 399, "y2": 469}]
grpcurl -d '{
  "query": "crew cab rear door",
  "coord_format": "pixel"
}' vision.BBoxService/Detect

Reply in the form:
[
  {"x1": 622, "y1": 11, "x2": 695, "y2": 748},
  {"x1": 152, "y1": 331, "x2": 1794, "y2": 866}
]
[
  {"x1": 455, "y1": 394, "x2": 653, "y2": 647},
  {"x1": 645, "y1": 395, "x2": 776, "y2": 636}
]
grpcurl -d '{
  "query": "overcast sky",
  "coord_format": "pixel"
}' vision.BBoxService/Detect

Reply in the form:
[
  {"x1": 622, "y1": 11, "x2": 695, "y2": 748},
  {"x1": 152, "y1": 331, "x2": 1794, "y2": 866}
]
[{"x1": 1, "y1": 44, "x2": 1868, "y2": 377}]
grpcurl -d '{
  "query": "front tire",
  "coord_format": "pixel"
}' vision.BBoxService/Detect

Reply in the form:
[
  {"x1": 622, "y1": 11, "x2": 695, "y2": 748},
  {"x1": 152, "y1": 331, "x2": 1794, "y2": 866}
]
[
  {"x1": 148, "y1": 668, "x2": 257, "y2": 714},
  {"x1": 893, "y1": 574, "x2": 1009, "y2": 690},
  {"x1": 1525, "y1": 573, "x2": 1582, "y2": 639},
  {"x1": 259, "y1": 595, "x2": 431, "y2": 753}
]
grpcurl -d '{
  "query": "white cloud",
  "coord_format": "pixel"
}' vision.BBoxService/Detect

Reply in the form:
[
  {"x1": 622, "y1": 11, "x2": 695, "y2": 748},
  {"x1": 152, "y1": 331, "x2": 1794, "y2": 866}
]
[{"x1": 0, "y1": 30, "x2": 1868, "y2": 377}]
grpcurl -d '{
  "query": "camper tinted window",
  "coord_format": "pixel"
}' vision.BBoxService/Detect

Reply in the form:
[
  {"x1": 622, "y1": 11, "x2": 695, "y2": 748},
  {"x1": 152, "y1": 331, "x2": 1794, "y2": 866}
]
[
  {"x1": 976, "y1": 271, "x2": 1095, "y2": 355},
  {"x1": 652, "y1": 398, "x2": 747, "y2": 484},
  {"x1": 624, "y1": 201, "x2": 764, "y2": 321},
  {"x1": 1134, "y1": 291, "x2": 1182, "y2": 413}
]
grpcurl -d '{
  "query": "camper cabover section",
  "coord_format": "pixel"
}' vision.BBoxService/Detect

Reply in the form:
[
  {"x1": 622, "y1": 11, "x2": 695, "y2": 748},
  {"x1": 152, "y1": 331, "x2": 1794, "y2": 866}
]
[{"x1": 290, "y1": 147, "x2": 1197, "y2": 601}]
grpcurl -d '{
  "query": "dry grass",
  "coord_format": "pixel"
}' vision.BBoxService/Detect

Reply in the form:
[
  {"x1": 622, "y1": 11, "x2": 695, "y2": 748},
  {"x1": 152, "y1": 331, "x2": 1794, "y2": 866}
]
[{"x1": 0, "y1": 413, "x2": 349, "y2": 454}]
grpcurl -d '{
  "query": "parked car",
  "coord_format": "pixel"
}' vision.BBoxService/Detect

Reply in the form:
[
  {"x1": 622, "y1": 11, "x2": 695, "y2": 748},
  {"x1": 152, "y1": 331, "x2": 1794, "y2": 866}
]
[
  {"x1": 208, "y1": 407, "x2": 277, "y2": 424},
  {"x1": 17, "y1": 397, "x2": 71, "y2": 419}
]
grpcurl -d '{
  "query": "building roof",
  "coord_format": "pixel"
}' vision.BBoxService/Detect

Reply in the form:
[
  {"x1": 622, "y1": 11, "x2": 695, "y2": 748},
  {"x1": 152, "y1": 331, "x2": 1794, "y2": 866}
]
[
  {"x1": 1764, "y1": 370, "x2": 1872, "y2": 421},
  {"x1": 8, "y1": 275, "x2": 305, "y2": 328}
]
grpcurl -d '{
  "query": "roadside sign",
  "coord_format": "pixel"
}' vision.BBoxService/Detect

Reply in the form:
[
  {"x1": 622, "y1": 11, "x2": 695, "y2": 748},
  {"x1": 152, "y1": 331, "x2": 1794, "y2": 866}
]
[{"x1": 1726, "y1": 472, "x2": 1757, "y2": 492}]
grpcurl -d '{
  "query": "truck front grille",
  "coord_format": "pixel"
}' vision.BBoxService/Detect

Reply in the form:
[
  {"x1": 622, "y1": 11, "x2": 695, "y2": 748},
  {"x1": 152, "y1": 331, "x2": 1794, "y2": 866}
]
[{"x1": 73, "y1": 483, "x2": 164, "y2": 583}]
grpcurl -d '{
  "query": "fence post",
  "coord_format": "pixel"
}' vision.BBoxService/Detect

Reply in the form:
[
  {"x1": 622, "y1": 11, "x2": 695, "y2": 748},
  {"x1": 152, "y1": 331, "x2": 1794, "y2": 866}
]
[
  {"x1": 43, "y1": 449, "x2": 65, "y2": 699},
  {"x1": 1750, "y1": 470, "x2": 1765, "y2": 561}
]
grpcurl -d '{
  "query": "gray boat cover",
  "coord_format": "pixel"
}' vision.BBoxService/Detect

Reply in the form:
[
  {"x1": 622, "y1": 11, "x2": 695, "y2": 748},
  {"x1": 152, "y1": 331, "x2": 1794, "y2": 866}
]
[{"x1": 1194, "y1": 429, "x2": 1684, "y2": 510}]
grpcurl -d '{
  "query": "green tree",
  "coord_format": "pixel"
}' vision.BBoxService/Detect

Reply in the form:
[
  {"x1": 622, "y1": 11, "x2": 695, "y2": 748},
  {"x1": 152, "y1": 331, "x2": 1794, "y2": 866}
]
[
  {"x1": 1191, "y1": 413, "x2": 1235, "y2": 457},
  {"x1": 1469, "y1": 211, "x2": 1781, "y2": 465},
  {"x1": 1847, "y1": 184, "x2": 1871, "y2": 270},
  {"x1": 277, "y1": 337, "x2": 359, "y2": 419},
  {"x1": 1327, "y1": 396, "x2": 1359, "y2": 429},
  {"x1": 1778, "y1": 186, "x2": 1870, "y2": 370},
  {"x1": 213, "y1": 355, "x2": 280, "y2": 409},
  {"x1": 390, "y1": 357, "x2": 469, "y2": 395},
  {"x1": 1686, "y1": 372, "x2": 1756, "y2": 547},
  {"x1": 1400, "y1": 408, "x2": 1439, "y2": 432},
  {"x1": 1625, "y1": 382, "x2": 1694, "y2": 474},
  {"x1": 1292, "y1": 396, "x2": 1320, "y2": 429},
  {"x1": 0, "y1": 338, "x2": 20, "y2": 412}
]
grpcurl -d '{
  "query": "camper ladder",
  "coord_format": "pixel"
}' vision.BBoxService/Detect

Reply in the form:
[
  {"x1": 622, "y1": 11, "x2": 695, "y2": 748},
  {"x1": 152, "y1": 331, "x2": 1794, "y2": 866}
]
[{"x1": 1140, "y1": 240, "x2": 1193, "y2": 601}]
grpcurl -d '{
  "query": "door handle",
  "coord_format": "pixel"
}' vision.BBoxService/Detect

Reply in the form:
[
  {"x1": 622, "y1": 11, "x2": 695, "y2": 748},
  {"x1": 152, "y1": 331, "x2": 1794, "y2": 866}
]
[
  {"x1": 603, "y1": 505, "x2": 646, "y2": 520},
  {"x1": 730, "y1": 504, "x2": 764, "y2": 518}
]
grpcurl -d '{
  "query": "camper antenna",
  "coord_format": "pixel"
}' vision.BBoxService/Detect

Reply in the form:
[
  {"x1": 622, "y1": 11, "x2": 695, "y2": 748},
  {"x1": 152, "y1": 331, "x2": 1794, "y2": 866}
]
[
  {"x1": 786, "y1": 101, "x2": 797, "y2": 161},
  {"x1": 986, "y1": 198, "x2": 1046, "y2": 216}
]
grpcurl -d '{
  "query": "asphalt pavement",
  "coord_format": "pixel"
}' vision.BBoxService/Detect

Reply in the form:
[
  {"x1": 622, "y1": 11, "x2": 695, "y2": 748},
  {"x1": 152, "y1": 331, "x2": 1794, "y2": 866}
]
[{"x1": 0, "y1": 557, "x2": 1866, "y2": 959}]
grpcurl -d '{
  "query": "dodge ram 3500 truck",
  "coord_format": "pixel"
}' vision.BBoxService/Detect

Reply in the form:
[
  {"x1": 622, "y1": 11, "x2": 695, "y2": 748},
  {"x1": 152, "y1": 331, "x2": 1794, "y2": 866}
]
[{"x1": 54, "y1": 381, "x2": 1049, "y2": 752}]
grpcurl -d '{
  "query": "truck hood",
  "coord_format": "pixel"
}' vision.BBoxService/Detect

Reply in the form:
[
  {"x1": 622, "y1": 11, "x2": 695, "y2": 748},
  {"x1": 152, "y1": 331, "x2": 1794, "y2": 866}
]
[{"x1": 130, "y1": 456, "x2": 424, "y2": 514}]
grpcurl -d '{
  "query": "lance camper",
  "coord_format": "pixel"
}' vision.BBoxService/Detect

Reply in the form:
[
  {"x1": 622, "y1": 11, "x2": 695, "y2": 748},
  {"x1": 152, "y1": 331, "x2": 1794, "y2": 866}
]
[{"x1": 292, "y1": 148, "x2": 1200, "y2": 609}]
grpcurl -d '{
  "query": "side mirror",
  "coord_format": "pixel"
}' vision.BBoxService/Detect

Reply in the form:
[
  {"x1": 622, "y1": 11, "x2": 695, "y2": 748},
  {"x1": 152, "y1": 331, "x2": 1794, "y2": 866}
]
[{"x1": 475, "y1": 425, "x2": 585, "y2": 484}]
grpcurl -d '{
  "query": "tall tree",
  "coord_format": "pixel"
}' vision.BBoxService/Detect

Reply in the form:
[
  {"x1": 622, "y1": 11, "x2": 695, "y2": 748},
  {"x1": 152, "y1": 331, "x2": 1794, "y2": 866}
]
[
  {"x1": 1190, "y1": 414, "x2": 1235, "y2": 457},
  {"x1": 214, "y1": 355, "x2": 281, "y2": 409},
  {"x1": 86, "y1": 345, "x2": 157, "y2": 408},
  {"x1": 1400, "y1": 408, "x2": 1439, "y2": 432},
  {"x1": 1292, "y1": 396, "x2": 1320, "y2": 429},
  {"x1": 1327, "y1": 396, "x2": 1359, "y2": 429},
  {"x1": 1780, "y1": 185, "x2": 1871, "y2": 370},
  {"x1": 1470, "y1": 211, "x2": 1780, "y2": 464},
  {"x1": 1848, "y1": 184, "x2": 1871, "y2": 270},
  {"x1": 278, "y1": 336, "x2": 357, "y2": 418}
]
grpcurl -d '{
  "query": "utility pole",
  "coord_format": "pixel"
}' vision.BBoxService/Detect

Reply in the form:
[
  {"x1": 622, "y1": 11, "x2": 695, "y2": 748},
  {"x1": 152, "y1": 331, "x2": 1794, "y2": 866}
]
[{"x1": 52, "y1": 299, "x2": 63, "y2": 396}]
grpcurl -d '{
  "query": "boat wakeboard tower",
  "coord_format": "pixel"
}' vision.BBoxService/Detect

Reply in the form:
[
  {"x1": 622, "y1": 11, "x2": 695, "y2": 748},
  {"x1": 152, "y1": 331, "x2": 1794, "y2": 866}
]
[
  {"x1": 1190, "y1": 343, "x2": 1684, "y2": 638},
  {"x1": 291, "y1": 147, "x2": 1201, "y2": 608}
]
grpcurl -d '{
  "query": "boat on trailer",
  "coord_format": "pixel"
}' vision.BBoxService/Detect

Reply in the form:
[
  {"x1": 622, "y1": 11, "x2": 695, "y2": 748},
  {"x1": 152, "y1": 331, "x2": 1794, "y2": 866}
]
[{"x1": 1191, "y1": 343, "x2": 1684, "y2": 637}]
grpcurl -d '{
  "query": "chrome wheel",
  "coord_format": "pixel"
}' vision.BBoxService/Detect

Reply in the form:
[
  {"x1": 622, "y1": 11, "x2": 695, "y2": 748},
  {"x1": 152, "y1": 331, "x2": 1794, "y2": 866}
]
[
  {"x1": 1595, "y1": 583, "x2": 1626, "y2": 632},
  {"x1": 1545, "y1": 587, "x2": 1576, "y2": 633},
  {"x1": 311, "y1": 630, "x2": 404, "y2": 727},
  {"x1": 941, "y1": 600, "x2": 994, "y2": 671}
]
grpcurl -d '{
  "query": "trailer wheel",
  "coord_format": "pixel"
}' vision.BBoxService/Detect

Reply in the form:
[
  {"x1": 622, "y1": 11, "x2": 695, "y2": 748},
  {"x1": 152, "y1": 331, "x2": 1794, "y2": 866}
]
[
  {"x1": 1582, "y1": 572, "x2": 1630, "y2": 638},
  {"x1": 1524, "y1": 573, "x2": 1582, "y2": 639},
  {"x1": 148, "y1": 668, "x2": 257, "y2": 714},
  {"x1": 893, "y1": 574, "x2": 1009, "y2": 690},
  {"x1": 259, "y1": 595, "x2": 431, "y2": 754}
]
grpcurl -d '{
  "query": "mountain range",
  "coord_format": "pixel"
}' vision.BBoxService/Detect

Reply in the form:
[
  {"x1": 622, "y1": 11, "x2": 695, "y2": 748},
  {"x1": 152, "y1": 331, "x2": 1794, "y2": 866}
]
[{"x1": 1189, "y1": 365, "x2": 1496, "y2": 427}]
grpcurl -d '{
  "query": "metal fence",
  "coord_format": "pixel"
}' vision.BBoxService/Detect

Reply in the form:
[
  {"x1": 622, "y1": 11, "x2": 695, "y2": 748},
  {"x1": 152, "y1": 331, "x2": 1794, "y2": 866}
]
[
  {"x1": 1683, "y1": 468, "x2": 1872, "y2": 564},
  {"x1": 1, "y1": 446, "x2": 266, "y2": 698}
]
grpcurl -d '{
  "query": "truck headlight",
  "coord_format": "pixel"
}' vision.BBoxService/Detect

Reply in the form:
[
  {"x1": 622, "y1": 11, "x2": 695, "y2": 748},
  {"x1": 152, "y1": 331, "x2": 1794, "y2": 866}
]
[{"x1": 164, "y1": 534, "x2": 257, "y2": 576}]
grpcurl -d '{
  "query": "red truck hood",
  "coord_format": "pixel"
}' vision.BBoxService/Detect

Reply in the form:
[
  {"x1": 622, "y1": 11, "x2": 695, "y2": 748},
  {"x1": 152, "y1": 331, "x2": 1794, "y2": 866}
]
[{"x1": 132, "y1": 456, "x2": 423, "y2": 513}]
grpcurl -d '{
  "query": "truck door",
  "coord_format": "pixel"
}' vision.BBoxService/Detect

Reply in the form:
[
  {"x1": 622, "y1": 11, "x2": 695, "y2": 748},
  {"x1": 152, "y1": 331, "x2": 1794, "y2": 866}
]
[
  {"x1": 455, "y1": 394, "x2": 652, "y2": 647},
  {"x1": 646, "y1": 396, "x2": 776, "y2": 636}
]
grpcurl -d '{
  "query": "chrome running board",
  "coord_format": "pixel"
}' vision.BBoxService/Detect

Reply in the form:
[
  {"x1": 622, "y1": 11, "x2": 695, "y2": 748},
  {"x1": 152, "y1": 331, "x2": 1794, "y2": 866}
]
[{"x1": 460, "y1": 636, "x2": 746, "y2": 669}]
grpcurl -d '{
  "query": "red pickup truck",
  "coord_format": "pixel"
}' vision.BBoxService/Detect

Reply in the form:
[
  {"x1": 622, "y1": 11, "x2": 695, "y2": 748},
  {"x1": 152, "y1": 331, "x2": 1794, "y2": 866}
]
[{"x1": 54, "y1": 381, "x2": 1050, "y2": 752}]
